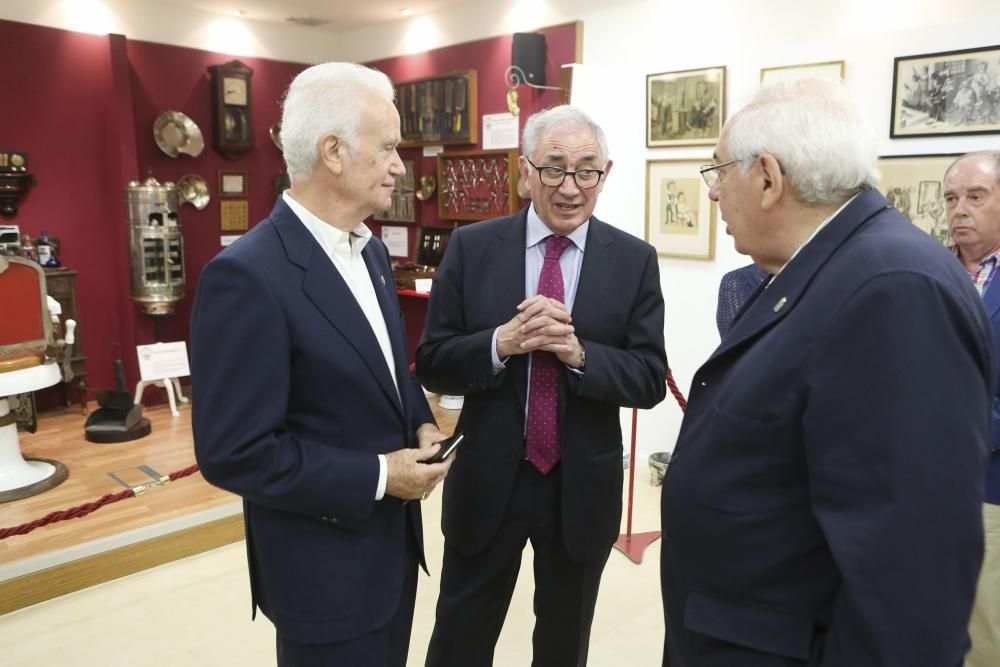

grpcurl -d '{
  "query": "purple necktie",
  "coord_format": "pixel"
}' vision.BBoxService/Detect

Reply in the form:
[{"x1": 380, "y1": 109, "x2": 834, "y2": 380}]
[{"x1": 525, "y1": 235, "x2": 573, "y2": 474}]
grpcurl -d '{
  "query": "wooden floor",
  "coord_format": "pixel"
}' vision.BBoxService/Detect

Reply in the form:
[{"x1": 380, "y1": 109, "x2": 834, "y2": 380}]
[{"x1": 0, "y1": 392, "x2": 458, "y2": 612}]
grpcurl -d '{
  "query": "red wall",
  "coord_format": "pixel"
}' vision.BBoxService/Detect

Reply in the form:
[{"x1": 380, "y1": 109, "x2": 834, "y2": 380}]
[
  {"x1": 366, "y1": 23, "x2": 578, "y2": 248},
  {"x1": 0, "y1": 18, "x2": 577, "y2": 404}
]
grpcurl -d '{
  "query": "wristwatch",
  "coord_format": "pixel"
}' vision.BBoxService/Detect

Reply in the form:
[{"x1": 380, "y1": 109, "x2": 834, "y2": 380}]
[{"x1": 577, "y1": 343, "x2": 586, "y2": 370}]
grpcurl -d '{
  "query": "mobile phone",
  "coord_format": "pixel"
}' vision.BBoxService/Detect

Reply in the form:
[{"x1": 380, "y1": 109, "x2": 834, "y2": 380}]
[{"x1": 423, "y1": 431, "x2": 466, "y2": 464}]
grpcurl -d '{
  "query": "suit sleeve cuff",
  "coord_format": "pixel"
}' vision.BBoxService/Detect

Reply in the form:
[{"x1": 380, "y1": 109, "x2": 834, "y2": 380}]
[
  {"x1": 491, "y1": 327, "x2": 508, "y2": 373},
  {"x1": 375, "y1": 454, "x2": 387, "y2": 500}
]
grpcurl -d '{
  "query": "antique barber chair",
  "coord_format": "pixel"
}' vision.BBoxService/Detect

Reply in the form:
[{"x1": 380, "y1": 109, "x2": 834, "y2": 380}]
[{"x1": 0, "y1": 255, "x2": 73, "y2": 501}]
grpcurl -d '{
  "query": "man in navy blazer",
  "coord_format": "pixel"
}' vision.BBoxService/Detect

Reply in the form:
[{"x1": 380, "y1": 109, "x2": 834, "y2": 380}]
[
  {"x1": 661, "y1": 79, "x2": 994, "y2": 666},
  {"x1": 944, "y1": 151, "x2": 1000, "y2": 667},
  {"x1": 191, "y1": 62, "x2": 452, "y2": 666},
  {"x1": 417, "y1": 106, "x2": 667, "y2": 666}
]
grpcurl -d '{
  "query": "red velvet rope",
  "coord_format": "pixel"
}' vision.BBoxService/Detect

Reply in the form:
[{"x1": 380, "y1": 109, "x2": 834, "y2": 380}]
[
  {"x1": 0, "y1": 464, "x2": 201, "y2": 540},
  {"x1": 2, "y1": 375, "x2": 685, "y2": 541},
  {"x1": 666, "y1": 369, "x2": 687, "y2": 412}
]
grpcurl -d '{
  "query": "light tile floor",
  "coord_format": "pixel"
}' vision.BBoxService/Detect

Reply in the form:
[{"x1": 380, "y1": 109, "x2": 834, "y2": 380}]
[{"x1": 1, "y1": 463, "x2": 666, "y2": 667}]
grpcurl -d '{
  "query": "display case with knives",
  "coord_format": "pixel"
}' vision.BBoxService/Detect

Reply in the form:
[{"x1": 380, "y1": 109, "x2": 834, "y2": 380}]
[
  {"x1": 397, "y1": 70, "x2": 478, "y2": 147},
  {"x1": 372, "y1": 159, "x2": 418, "y2": 224},
  {"x1": 437, "y1": 149, "x2": 521, "y2": 222}
]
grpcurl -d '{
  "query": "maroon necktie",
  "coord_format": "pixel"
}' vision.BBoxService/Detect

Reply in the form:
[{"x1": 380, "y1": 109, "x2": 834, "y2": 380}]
[{"x1": 525, "y1": 235, "x2": 573, "y2": 474}]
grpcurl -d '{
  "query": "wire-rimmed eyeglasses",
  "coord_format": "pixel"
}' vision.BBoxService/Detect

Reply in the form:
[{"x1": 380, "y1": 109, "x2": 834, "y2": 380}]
[
  {"x1": 526, "y1": 158, "x2": 605, "y2": 189},
  {"x1": 698, "y1": 159, "x2": 738, "y2": 188}
]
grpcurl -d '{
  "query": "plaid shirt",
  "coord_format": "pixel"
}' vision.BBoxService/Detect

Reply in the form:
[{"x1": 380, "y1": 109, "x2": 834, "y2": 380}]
[{"x1": 955, "y1": 246, "x2": 1000, "y2": 296}]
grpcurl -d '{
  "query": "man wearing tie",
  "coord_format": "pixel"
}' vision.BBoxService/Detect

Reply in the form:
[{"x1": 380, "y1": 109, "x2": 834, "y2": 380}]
[
  {"x1": 191, "y1": 62, "x2": 452, "y2": 666},
  {"x1": 417, "y1": 105, "x2": 668, "y2": 666}
]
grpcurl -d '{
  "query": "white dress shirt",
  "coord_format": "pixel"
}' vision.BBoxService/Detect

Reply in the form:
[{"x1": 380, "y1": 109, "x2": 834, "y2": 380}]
[{"x1": 282, "y1": 192, "x2": 395, "y2": 500}]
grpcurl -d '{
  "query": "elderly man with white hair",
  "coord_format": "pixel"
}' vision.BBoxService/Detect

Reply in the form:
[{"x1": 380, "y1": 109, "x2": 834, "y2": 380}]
[
  {"x1": 191, "y1": 62, "x2": 452, "y2": 666},
  {"x1": 661, "y1": 79, "x2": 994, "y2": 667}
]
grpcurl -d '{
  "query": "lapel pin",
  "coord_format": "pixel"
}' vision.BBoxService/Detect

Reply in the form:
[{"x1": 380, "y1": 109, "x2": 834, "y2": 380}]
[
  {"x1": 773, "y1": 297, "x2": 787, "y2": 313},
  {"x1": 380, "y1": 274, "x2": 386, "y2": 286}
]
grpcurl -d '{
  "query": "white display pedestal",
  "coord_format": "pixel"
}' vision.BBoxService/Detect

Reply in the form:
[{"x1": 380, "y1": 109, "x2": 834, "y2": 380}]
[
  {"x1": 134, "y1": 377, "x2": 187, "y2": 417},
  {"x1": 0, "y1": 363, "x2": 67, "y2": 498}
]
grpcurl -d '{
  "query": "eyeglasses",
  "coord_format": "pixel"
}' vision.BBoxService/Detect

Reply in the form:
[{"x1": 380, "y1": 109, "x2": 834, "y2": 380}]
[
  {"x1": 526, "y1": 158, "x2": 605, "y2": 189},
  {"x1": 698, "y1": 159, "x2": 738, "y2": 188}
]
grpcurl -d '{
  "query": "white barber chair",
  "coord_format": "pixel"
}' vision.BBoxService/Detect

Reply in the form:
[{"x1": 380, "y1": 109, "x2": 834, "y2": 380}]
[{"x1": 0, "y1": 256, "x2": 73, "y2": 502}]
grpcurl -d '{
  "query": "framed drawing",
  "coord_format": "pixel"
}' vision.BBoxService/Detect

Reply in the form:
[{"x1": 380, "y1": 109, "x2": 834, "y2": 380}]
[
  {"x1": 646, "y1": 66, "x2": 726, "y2": 147},
  {"x1": 890, "y1": 45, "x2": 1000, "y2": 138},
  {"x1": 877, "y1": 154, "x2": 959, "y2": 246},
  {"x1": 645, "y1": 159, "x2": 716, "y2": 259},
  {"x1": 760, "y1": 60, "x2": 844, "y2": 84},
  {"x1": 219, "y1": 170, "x2": 247, "y2": 197}
]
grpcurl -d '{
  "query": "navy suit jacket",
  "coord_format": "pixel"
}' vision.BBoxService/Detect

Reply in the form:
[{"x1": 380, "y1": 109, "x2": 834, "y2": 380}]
[
  {"x1": 980, "y1": 267, "x2": 1000, "y2": 504},
  {"x1": 661, "y1": 190, "x2": 994, "y2": 666},
  {"x1": 190, "y1": 198, "x2": 433, "y2": 643},
  {"x1": 416, "y1": 209, "x2": 667, "y2": 560}
]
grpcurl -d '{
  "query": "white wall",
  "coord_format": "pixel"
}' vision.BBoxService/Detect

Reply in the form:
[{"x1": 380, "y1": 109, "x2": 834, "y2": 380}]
[
  {"x1": 6, "y1": 0, "x2": 1000, "y2": 459},
  {"x1": 572, "y1": 0, "x2": 1000, "y2": 458}
]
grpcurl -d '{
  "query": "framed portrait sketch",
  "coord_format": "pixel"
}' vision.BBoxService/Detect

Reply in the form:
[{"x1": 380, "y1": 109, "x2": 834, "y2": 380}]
[
  {"x1": 877, "y1": 154, "x2": 959, "y2": 246},
  {"x1": 760, "y1": 60, "x2": 844, "y2": 84},
  {"x1": 890, "y1": 45, "x2": 1000, "y2": 138},
  {"x1": 646, "y1": 66, "x2": 726, "y2": 147},
  {"x1": 645, "y1": 159, "x2": 716, "y2": 259}
]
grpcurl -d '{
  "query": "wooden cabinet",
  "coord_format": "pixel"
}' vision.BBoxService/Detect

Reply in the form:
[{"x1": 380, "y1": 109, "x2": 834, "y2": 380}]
[{"x1": 44, "y1": 268, "x2": 88, "y2": 411}]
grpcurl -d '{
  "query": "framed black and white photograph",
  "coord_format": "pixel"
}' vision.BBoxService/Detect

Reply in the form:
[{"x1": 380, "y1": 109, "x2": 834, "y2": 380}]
[
  {"x1": 877, "y1": 154, "x2": 960, "y2": 246},
  {"x1": 890, "y1": 45, "x2": 1000, "y2": 138},
  {"x1": 760, "y1": 60, "x2": 844, "y2": 84},
  {"x1": 219, "y1": 170, "x2": 247, "y2": 197},
  {"x1": 646, "y1": 66, "x2": 726, "y2": 147},
  {"x1": 644, "y1": 159, "x2": 716, "y2": 259}
]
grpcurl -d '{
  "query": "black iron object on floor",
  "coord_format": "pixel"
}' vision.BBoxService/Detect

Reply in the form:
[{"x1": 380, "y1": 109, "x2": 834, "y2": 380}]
[{"x1": 84, "y1": 358, "x2": 150, "y2": 443}]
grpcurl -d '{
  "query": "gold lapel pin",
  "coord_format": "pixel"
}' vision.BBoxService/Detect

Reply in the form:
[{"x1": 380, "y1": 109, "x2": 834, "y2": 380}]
[{"x1": 773, "y1": 297, "x2": 787, "y2": 313}]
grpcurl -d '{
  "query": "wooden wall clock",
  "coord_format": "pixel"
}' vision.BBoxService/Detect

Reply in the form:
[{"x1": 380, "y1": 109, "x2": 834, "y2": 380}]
[{"x1": 208, "y1": 60, "x2": 254, "y2": 158}]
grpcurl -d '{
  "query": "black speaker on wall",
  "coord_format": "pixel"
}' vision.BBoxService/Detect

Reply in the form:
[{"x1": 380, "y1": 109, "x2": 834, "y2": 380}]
[{"x1": 512, "y1": 32, "x2": 546, "y2": 86}]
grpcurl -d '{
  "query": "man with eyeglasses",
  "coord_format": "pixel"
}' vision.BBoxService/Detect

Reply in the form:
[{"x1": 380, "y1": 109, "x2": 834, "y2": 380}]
[
  {"x1": 661, "y1": 78, "x2": 993, "y2": 666},
  {"x1": 417, "y1": 105, "x2": 667, "y2": 666}
]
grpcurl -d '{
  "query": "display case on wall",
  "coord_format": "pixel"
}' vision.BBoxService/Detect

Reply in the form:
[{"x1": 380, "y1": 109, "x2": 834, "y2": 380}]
[
  {"x1": 437, "y1": 149, "x2": 520, "y2": 222},
  {"x1": 397, "y1": 70, "x2": 478, "y2": 147},
  {"x1": 373, "y1": 159, "x2": 418, "y2": 224}
]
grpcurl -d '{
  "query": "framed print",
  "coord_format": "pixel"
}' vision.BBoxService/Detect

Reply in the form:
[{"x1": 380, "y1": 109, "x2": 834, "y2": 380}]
[
  {"x1": 219, "y1": 199, "x2": 249, "y2": 231},
  {"x1": 877, "y1": 154, "x2": 959, "y2": 246},
  {"x1": 373, "y1": 158, "x2": 418, "y2": 224},
  {"x1": 760, "y1": 60, "x2": 844, "y2": 84},
  {"x1": 890, "y1": 45, "x2": 1000, "y2": 138},
  {"x1": 219, "y1": 170, "x2": 247, "y2": 197},
  {"x1": 646, "y1": 66, "x2": 726, "y2": 147},
  {"x1": 645, "y1": 159, "x2": 716, "y2": 259}
]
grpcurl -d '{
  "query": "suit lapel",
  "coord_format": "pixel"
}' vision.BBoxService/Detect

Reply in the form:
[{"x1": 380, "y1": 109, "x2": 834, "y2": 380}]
[
  {"x1": 982, "y1": 268, "x2": 1000, "y2": 319},
  {"x1": 572, "y1": 217, "x2": 614, "y2": 329},
  {"x1": 271, "y1": 200, "x2": 404, "y2": 419},
  {"x1": 712, "y1": 189, "x2": 889, "y2": 362},
  {"x1": 362, "y1": 241, "x2": 408, "y2": 413}
]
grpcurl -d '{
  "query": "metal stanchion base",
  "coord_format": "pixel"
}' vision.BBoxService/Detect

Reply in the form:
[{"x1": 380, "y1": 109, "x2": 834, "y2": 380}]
[{"x1": 612, "y1": 530, "x2": 661, "y2": 565}]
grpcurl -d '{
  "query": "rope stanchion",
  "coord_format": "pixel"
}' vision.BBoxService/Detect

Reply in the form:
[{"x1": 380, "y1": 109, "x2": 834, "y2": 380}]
[
  {"x1": 0, "y1": 464, "x2": 201, "y2": 540},
  {"x1": 613, "y1": 369, "x2": 687, "y2": 564}
]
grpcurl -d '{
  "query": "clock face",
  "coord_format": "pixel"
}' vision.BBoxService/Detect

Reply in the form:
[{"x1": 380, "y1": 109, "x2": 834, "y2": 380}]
[{"x1": 223, "y1": 76, "x2": 248, "y2": 106}]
